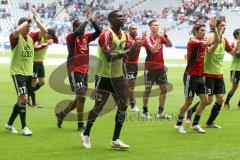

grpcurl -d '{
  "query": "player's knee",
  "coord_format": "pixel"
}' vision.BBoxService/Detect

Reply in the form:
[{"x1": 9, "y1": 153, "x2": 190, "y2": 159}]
[
  {"x1": 129, "y1": 84, "x2": 135, "y2": 90},
  {"x1": 144, "y1": 85, "x2": 152, "y2": 93},
  {"x1": 160, "y1": 86, "x2": 167, "y2": 94},
  {"x1": 231, "y1": 84, "x2": 238, "y2": 92},
  {"x1": 185, "y1": 101, "x2": 193, "y2": 109},
  {"x1": 76, "y1": 89, "x2": 86, "y2": 96},
  {"x1": 116, "y1": 111, "x2": 126, "y2": 124},
  {"x1": 201, "y1": 98, "x2": 208, "y2": 106},
  {"x1": 32, "y1": 79, "x2": 37, "y2": 84},
  {"x1": 216, "y1": 96, "x2": 224, "y2": 104},
  {"x1": 206, "y1": 99, "x2": 213, "y2": 105},
  {"x1": 118, "y1": 102, "x2": 128, "y2": 112},
  {"x1": 19, "y1": 95, "x2": 28, "y2": 104},
  {"x1": 129, "y1": 80, "x2": 136, "y2": 87},
  {"x1": 39, "y1": 80, "x2": 45, "y2": 86}
]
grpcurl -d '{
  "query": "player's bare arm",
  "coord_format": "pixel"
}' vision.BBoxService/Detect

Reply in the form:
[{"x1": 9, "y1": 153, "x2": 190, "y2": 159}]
[
  {"x1": 87, "y1": 8, "x2": 102, "y2": 39},
  {"x1": 13, "y1": 19, "x2": 32, "y2": 38},
  {"x1": 229, "y1": 39, "x2": 240, "y2": 56},
  {"x1": 162, "y1": 28, "x2": 172, "y2": 47},
  {"x1": 105, "y1": 41, "x2": 142, "y2": 62},
  {"x1": 31, "y1": 8, "x2": 48, "y2": 37},
  {"x1": 204, "y1": 17, "x2": 220, "y2": 47},
  {"x1": 150, "y1": 36, "x2": 160, "y2": 54}
]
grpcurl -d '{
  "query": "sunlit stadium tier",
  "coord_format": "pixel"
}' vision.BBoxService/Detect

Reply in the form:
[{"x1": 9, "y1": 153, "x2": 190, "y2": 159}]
[{"x1": 0, "y1": 0, "x2": 239, "y2": 46}]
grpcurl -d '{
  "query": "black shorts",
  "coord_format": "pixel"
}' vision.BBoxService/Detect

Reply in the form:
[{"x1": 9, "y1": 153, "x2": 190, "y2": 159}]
[
  {"x1": 205, "y1": 77, "x2": 225, "y2": 96},
  {"x1": 93, "y1": 76, "x2": 128, "y2": 100},
  {"x1": 68, "y1": 72, "x2": 88, "y2": 93},
  {"x1": 183, "y1": 74, "x2": 207, "y2": 98},
  {"x1": 230, "y1": 70, "x2": 240, "y2": 84},
  {"x1": 144, "y1": 68, "x2": 167, "y2": 88},
  {"x1": 12, "y1": 74, "x2": 32, "y2": 96},
  {"x1": 123, "y1": 63, "x2": 138, "y2": 80},
  {"x1": 33, "y1": 62, "x2": 45, "y2": 79}
]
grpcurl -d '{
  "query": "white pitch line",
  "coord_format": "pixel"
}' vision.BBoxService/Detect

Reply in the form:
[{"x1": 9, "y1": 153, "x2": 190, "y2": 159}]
[{"x1": 0, "y1": 57, "x2": 186, "y2": 67}]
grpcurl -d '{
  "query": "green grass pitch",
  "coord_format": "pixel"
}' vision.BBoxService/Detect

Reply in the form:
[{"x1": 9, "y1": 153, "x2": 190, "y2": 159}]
[{"x1": 0, "y1": 58, "x2": 240, "y2": 160}]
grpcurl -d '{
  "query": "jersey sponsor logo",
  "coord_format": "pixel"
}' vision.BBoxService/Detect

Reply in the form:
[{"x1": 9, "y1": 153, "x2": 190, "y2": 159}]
[
  {"x1": 79, "y1": 45, "x2": 88, "y2": 51},
  {"x1": 22, "y1": 44, "x2": 33, "y2": 57}
]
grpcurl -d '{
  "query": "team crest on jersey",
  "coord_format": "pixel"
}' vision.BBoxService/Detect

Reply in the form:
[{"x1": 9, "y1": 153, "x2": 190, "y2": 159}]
[{"x1": 82, "y1": 38, "x2": 88, "y2": 43}]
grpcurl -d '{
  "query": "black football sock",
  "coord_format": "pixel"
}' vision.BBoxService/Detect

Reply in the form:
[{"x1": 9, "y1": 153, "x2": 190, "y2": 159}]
[
  {"x1": 187, "y1": 101, "x2": 200, "y2": 119},
  {"x1": 27, "y1": 96, "x2": 31, "y2": 105},
  {"x1": 238, "y1": 100, "x2": 240, "y2": 107},
  {"x1": 143, "y1": 105, "x2": 148, "y2": 113},
  {"x1": 31, "y1": 92, "x2": 36, "y2": 105},
  {"x1": 158, "y1": 105, "x2": 164, "y2": 114},
  {"x1": 112, "y1": 111, "x2": 126, "y2": 141},
  {"x1": 7, "y1": 103, "x2": 19, "y2": 126},
  {"x1": 192, "y1": 114, "x2": 201, "y2": 126},
  {"x1": 206, "y1": 102, "x2": 222, "y2": 125},
  {"x1": 225, "y1": 92, "x2": 233, "y2": 104},
  {"x1": 83, "y1": 121, "x2": 94, "y2": 136},
  {"x1": 78, "y1": 121, "x2": 84, "y2": 128},
  {"x1": 176, "y1": 114, "x2": 184, "y2": 126},
  {"x1": 130, "y1": 100, "x2": 136, "y2": 109},
  {"x1": 18, "y1": 103, "x2": 27, "y2": 129}
]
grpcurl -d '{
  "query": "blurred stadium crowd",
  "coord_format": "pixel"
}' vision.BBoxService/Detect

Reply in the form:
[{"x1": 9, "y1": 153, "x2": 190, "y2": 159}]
[{"x1": 0, "y1": 0, "x2": 240, "y2": 45}]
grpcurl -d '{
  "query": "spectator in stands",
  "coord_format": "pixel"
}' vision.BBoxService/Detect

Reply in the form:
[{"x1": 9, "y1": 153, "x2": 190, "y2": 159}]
[{"x1": 1, "y1": 0, "x2": 8, "y2": 5}]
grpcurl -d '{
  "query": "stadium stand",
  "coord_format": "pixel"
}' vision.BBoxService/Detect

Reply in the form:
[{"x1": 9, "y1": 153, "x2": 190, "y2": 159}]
[{"x1": 0, "y1": 0, "x2": 239, "y2": 46}]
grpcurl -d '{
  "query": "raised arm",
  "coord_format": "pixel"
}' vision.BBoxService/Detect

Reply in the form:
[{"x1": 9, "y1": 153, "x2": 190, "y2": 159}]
[
  {"x1": 32, "y1": 8, "x2": 48, "y2": 36},
  {"x1": 151, "y1": 37, "x2": 160, "y2": 53},
  {"x1": 203, "y1": 17, "x2": 220, "y2": 47},
  {"x1": 13, "y1": 19, "x2": 31, "y2": 38},
  {"x1": 229, "y1": 39, "x2": 240, "y2": 55},
  {"x1": 87, "y1": 9, "x2": 102, "y2": 40},
  {"x1": 71, "y1": 21, "x2": 88, "y2": 38},
  {"x1": 162, "y1": 28, "x2": 172, "y2": 47}
]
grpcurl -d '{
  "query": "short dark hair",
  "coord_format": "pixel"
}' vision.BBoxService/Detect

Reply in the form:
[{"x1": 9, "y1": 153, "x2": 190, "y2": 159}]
[
  {"x1": 233, "y1": 28, "x2": 240, "y2": 39},
  {"x1": 47, "y1": 28, "x2": 56, "y2": 37},
  {"x1": 108, "y1": 10, "x2": 120, "y2": 20},
  {"x1": 148, "y1": 19, "x2": 157, "y2": 26},
  {"x1": 73, "y1": 20, "x2": 80, "y2": 31},
  {"x1": 18, "y1": 17, "x2": 29, "y2": 26},
  {"x1": 192, "y1": 24, "x2": 206, "y2": 36},
  {"x1": 216, "y1": 18, "x2": 226, "y2": 27}
]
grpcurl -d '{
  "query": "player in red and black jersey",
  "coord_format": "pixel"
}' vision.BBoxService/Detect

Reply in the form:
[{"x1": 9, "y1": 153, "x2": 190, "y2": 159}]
[
  {"x1": 142, "y1": 19, "x2": 173, "y2": 119},
  {"x1": 56, "y1": 9, "x2": 101, "y2": 131},
  {"x1": 186, "y1": 19, "x2": 240, "y2": 129},
  {"x1": 123, "y1": 24, "x2": 144, "y2": 112},
  {"x1": 175, "y1": 17, "x2": 220, "y2": 133}
]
